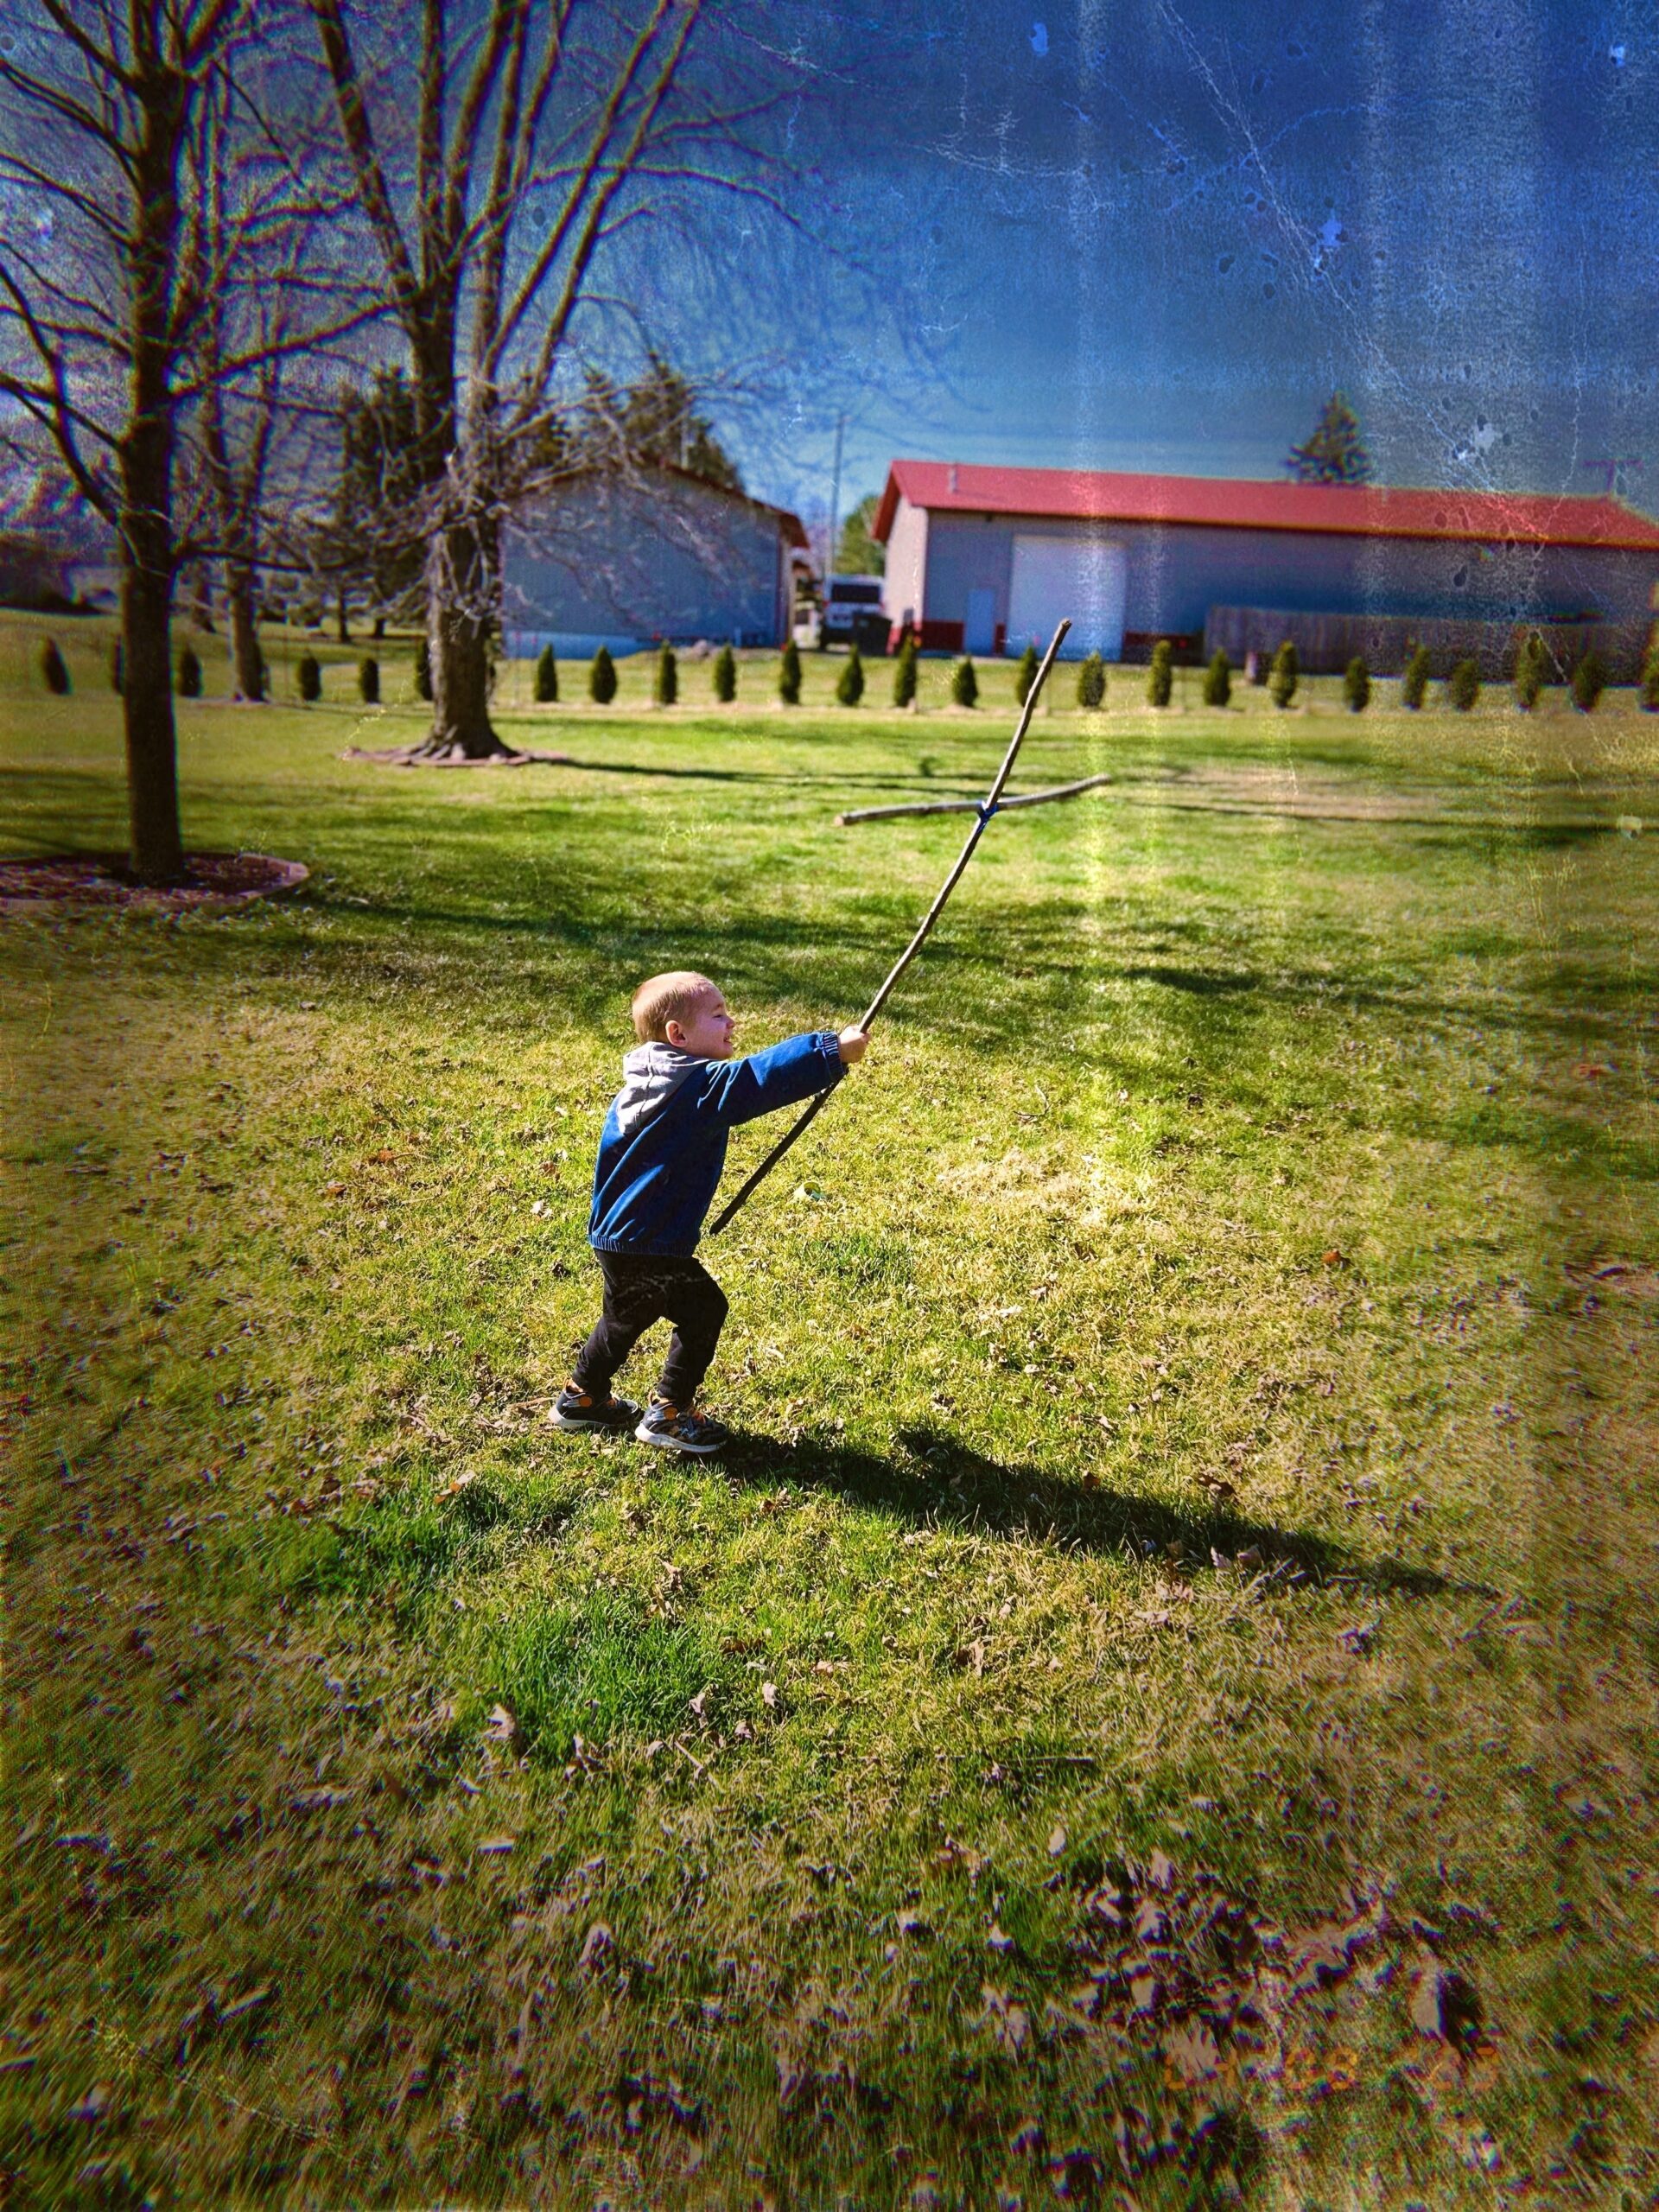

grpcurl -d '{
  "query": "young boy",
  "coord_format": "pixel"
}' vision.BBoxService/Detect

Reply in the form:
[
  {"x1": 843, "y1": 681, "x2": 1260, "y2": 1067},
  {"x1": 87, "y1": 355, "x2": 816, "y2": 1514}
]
[{"x1": 553, "y1": 972, "x2": 869, "y2": 1453}]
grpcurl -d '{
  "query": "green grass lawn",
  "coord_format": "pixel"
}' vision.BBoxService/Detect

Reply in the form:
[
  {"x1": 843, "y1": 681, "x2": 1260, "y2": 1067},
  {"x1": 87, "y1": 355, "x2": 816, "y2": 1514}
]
[{"x1": 3, "y1": 609, "x2": 1656, "y2": 2208}]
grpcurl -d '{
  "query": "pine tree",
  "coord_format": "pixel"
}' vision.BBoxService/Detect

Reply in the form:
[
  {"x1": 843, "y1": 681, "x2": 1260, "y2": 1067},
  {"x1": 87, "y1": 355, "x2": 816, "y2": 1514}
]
[
  {"x1": 1076, "y1": 651, "x2": 1106, "y2": 709},
  {"x1": 1342, "y1": 656, "x2": 1370, "y2": 712},
  {"x1": 712, "y1": 644, "x2": 736, "y2": 702},
  {"x1": 359, "y1": 656, "x2": 380, "y2": 704},
  {"x1": 951, "y1": 656, "x2": 978, "y2": 708},
  {"x1": 1641, "y1": 639, "x2": 1659, "y2": 712},
  {"x1": 40, "y1": 638, "x2": 70, "y2": 696},
  {"x1": 1570, "y1": 649, "x2": 1605, "y2": 713},
  {"x1": 892, "y1": 635, "x2": 918, "y2": 709},
  {"x1": 1202, "y1": 649, "x2": 1230, "y2": 708},
  {"x1": 1014, "y1": 640, "x2": 1039, "y2": 704},
  {"x1": 177, "y1": 643, "x2": 202, "y2": 697},
  {"x1": 415, "y1": 637, "x2": 433, "y2": 701},
  {"x1": 836, "y1": 647, "x2": 864, "y2": 707},
  {"x1": 1513, "y1": 632, "x2": 1547, "y2": 711},
  {"x1": 1147, "y1": 639, "x2": 1173, "y2": 709},
  {"x1": 110, "y1": 639, "x2": 124, "y2": 695},
  {"x1": 1401, "y1": 645, "x2": 1431, "y2": 709},
  {"x1": 654, "y1": 645, "x2": 677, "y2": 706},
  {"x1": 779, "y1": 639, "x2": 802, "y2": 706},
  {"x1": 1284, "y1": 391, "x2": 1374, "y2": 484},
  {"x1": 590, "y1": 645, "x2": 617, "y2": 704},
  {"x1": 1446, "y1": 658, "x2": 1480, "y2": 711},
  {"x1": 534, "y1": 645, "x2": 558, "y2": 703},
  {"x1": 1268, "y1": 639, "x2": 1299, "y2": 710},
  {"x1": 297, "y1": 652, "x2": 322, "y2": 702}
]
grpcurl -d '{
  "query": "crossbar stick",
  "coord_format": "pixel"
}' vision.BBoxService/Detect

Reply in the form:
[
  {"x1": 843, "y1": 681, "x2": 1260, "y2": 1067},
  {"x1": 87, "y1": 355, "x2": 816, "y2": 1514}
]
[{"x1": 706, "y1": 618, "x2": 1071, "y2": 1238}]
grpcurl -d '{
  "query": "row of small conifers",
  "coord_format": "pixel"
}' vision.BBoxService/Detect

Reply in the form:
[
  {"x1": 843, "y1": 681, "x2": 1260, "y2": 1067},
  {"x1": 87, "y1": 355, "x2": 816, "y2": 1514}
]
[{"x1": 33, "y1": 630, "x2": 1658, "y2": 714}]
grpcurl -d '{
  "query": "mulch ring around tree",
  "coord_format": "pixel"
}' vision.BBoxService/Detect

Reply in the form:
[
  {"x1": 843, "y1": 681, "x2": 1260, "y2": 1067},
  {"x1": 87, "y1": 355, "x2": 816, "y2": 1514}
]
[
  {"x1": 0, "y1": 852, "x2": 309, "y2": 915},
  {"x1": 342, "y1": 741, "x2": 571, "y2": 767}
]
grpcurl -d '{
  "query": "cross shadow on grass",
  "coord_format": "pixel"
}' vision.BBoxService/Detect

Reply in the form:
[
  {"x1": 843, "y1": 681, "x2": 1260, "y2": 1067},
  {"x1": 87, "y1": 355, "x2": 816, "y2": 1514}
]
[{"x1": 718, "y1": 1421, "x2": 1474, "y2": 1600}]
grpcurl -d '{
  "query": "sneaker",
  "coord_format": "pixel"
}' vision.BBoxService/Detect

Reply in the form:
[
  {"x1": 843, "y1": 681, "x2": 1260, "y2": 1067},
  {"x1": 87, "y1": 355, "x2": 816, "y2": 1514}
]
[
  {"x1": 549, "y1": 1382, "x2": 642, "y2": 1433},
  {"x1": 634, "y1": 1395, "x2": 729, "y2": 1455}
]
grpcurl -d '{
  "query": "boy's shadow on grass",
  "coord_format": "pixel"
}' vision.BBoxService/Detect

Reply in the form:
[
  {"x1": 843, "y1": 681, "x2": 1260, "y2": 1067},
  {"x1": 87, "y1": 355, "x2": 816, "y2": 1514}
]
[{"x1": 718, "y1": 1421, "x2": 1473, "y2": 1600}]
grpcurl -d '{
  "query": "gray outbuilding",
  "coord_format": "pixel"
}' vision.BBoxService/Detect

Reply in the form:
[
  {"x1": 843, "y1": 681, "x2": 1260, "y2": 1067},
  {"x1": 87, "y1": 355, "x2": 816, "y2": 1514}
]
[{"x1": 502, "y1": 464, "x2": 807, "y2": 660}]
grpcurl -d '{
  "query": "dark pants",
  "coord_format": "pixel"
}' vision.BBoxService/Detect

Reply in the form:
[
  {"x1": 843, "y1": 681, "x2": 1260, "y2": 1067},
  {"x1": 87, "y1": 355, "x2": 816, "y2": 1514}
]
[{"x1": 572, "y1": 1250, "x2": 729, "y2": 1408}]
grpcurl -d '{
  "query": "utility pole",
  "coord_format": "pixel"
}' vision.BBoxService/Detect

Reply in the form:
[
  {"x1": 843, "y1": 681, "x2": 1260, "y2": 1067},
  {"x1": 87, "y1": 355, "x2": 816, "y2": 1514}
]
[
  {"x1": 827, "y1": 412, "x2": 846, "y2": 583},
  {"x1": 1580, "y1": 457, "x2": 1643, "y2": 496}
]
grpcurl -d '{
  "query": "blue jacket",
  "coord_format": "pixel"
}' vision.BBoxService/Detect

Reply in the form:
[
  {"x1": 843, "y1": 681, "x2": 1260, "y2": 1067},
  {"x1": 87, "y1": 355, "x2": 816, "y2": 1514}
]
[{"x1": 588, "y1": 1031, "x2": 844, "y2": 1255}]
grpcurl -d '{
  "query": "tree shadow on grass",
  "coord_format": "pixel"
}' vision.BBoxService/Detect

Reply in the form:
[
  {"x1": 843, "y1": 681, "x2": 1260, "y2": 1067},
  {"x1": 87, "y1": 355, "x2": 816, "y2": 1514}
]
[{"x1": 717, "y1": 1421, "x2": 1478, "y2": 1601}]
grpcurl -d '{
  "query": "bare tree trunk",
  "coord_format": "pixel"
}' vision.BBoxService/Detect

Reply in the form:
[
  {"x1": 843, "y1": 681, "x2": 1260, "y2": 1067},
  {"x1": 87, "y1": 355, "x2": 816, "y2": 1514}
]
[
  {"x1": 120, "y1": 531, "x2": 184, "y2": 882},
  {"x1": 120, "y1": 73, "x2": 187, "y2": 886},
  {"x1": 226, "y1": 562, "x2": 265, "y2": 700},
  {"x1": 336, "y1": 588, "x2": 351, "y2": 644},
  {"x1": 427, "y1": 516, "x2": 502, "y2": 757}
]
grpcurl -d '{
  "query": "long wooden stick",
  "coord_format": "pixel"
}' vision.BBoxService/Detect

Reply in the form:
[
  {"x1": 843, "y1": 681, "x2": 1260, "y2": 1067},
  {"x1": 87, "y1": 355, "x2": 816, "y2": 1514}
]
[
  {"x1": 706, "y1": 618, "x2": 1071, "y2": 1238},
  {"x1": 837, "y1": 770, "x2": 1114, "y2": 825}
]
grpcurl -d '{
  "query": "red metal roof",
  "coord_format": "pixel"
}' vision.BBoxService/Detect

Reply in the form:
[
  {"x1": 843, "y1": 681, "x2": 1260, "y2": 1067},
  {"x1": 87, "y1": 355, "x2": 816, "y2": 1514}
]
[{"x1": 872, "y1": 460, "x2": 1659, "y2": 553}]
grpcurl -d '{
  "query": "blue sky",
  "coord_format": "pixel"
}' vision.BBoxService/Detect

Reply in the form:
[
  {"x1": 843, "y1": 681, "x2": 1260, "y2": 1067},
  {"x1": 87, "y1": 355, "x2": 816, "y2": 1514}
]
[{"x1": 709, "y1": 1, "x2": 1659, "y2": 531}]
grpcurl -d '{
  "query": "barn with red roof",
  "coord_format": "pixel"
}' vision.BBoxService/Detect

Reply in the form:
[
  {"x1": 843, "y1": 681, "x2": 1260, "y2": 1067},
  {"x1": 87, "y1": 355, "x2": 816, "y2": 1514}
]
[{"x1": 870, "y1": 461, "x2": 1659, "y2": 675}]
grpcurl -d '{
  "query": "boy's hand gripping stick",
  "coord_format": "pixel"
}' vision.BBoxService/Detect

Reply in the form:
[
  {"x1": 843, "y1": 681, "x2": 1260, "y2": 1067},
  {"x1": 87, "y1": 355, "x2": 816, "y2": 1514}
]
[{"x1": 706, "y1": 618, "x2": 1071, "y2": 1238}]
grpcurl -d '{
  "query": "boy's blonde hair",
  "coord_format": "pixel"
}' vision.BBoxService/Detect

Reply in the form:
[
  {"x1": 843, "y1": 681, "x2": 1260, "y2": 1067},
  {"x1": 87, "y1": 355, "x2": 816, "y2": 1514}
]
[{"x1": 631, "y1": 969, "x2": 717, "y2": 1043}]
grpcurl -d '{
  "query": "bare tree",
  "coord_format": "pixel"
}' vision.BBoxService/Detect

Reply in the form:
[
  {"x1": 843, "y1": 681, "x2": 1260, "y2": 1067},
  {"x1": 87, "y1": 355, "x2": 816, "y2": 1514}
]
[
  {"x1": 308, "y1": 0, "x2": 798, "y2": 761},
  {"x1": 0, "y1": 3, "x2": 372, "y2": 878}
]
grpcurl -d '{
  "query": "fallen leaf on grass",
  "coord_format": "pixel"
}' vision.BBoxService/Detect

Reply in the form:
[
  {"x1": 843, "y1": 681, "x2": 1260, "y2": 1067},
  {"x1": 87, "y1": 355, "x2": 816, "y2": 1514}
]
[
  {"x1": 688, "y1": 1686, "x2": 712, "y2": 1719},
  {"x1": 980, "y1": 1985, "x2": 1029, "y2": 2056},
  {"x1": 760, "y1": 1681, "x2": 779, "y2": 1708},
  {"x1": 1047, "y1": 1824, "x2": 1068, "y2": 1857},
  {"x1": 435, "y1": 1471, "x2": 478, "y2": 1501},
  {"x1": 1147, "y1": 1849, "x2": 1177, "y2": 1891},
  {"x1": 1410, "y1": 1964, "x2": 1482, "y2": 2051},
  {"x1": 483, "y1": 1702, "x2": 523, "y2": 1751},
  {"x1": 895, "y1": 1909, "x2": 931, "y2": 1939},
  {"x1": 289, "y1": 1786, "x2": 352, "y2": 1814},
  {"x1": 987, "y1": 1922, "x2": 1017, "y2": 1954},
  {"x1": 67, "y1": 2084, "x2": 111, "y2": 2124},
  {"x1": 1337, "y1": 1620, "x2": 1378, "y2": 1656},
  {"x1": 1572, "y1": 1061, "x2": 1612, "y2": 1080},
  {"x1": 1163, "y1": 2019, "x2": 1221, "y2": 2083},
  {"x1": 578, "y1": 1922, "x2": 614, "y2": 1974},
  {"x1": 475, "y1": 1834, "x2": 516, "y2": 1856}
]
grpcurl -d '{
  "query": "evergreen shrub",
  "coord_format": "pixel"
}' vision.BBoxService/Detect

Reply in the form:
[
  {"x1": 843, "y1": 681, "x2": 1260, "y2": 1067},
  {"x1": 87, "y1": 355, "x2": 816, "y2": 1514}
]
[
  {"x1": 1076, "y1": 651, "x2": 1105, "y2": 709},
  {"x1": 1342, "y1": 656, "x2": 1370, "y2": 713},
  {"x1": 589, "y1": 645, "x2": 617, "y2": 703},
  {"x1": 297, "y1": 652, "x2": 321, "y2": 702},
  {"x1": 951, "y1": 656, "x2": 978, "y2": 708},
  {"x1": 1267, "y1": 639, "x2": 1298, "y2": 710},
  {"x1": 176, "y1": 644, "x2": 202, "y2": 697},
  {"x1": 1014, "y1": 641, "x2": 1039, "y2": 703},
  {"x1": 1446, "y1": 658, "x2": 1480, "y2": 711},
  {"x1": 654, "y1": 645, "x2": 677, "y2": 706},
  {"x1": 1641, "y1": 640, "x2": 1659, "y2": 712},
  {"x1": 415, "y1": 638, "x2": 433, "y2": 700},
  {"x1": 1513, "y1": 632, "x2": 1547, "y2": 712},
  {"x1": 358, "y1": 656, "x2": 379, "y2": 704},
  {"x1": 779, "y1": 639, "x2": 802, "y2": 706},
  {"x1": 1202, "y1": 650, "x2": 1230, "y2": 708},
  {"x1": 1147, "y1": 640, "x2": 1173, "y2": 708},
  {"x1": 1401, "y1": 645, "x2": 1431, "y2": 709},
  {"x1": 1570, "y1": 649, "x2": 1605, "y2": 713},
  {"x1": 892, "y1": 636, "x2": 918, "y2": 709},
  {"x1": 40, "y1": 638, "x2": 70, "y2": 695},
  {"x1": 836, "y1": 647, "x2": 864, "y2": 707},
  {"x1": 712, "y1": 644, "x2": 736, "y2": 702},
  {"x1": 534, "y1": 644, "x2": 558, "y2": 702}
]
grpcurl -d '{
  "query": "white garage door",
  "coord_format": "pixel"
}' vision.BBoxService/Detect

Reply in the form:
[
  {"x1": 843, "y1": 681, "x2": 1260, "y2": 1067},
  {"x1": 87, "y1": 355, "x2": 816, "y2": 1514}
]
[{"x1": 1007, "y1": 534, "x2": 1128, "y2": 660}]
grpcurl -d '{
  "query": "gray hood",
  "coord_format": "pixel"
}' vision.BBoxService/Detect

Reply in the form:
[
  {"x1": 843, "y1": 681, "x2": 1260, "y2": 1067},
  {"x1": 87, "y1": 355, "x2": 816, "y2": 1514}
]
[{"x1": 613, "y1": 1042, "x2": 705, "y2": 1137}]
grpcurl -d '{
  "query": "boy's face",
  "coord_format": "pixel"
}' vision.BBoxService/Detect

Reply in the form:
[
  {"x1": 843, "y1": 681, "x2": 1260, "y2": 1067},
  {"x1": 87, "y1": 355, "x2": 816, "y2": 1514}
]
[{"x1": 667, "y1": 986, "x2": 735, "y2": 1060}]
